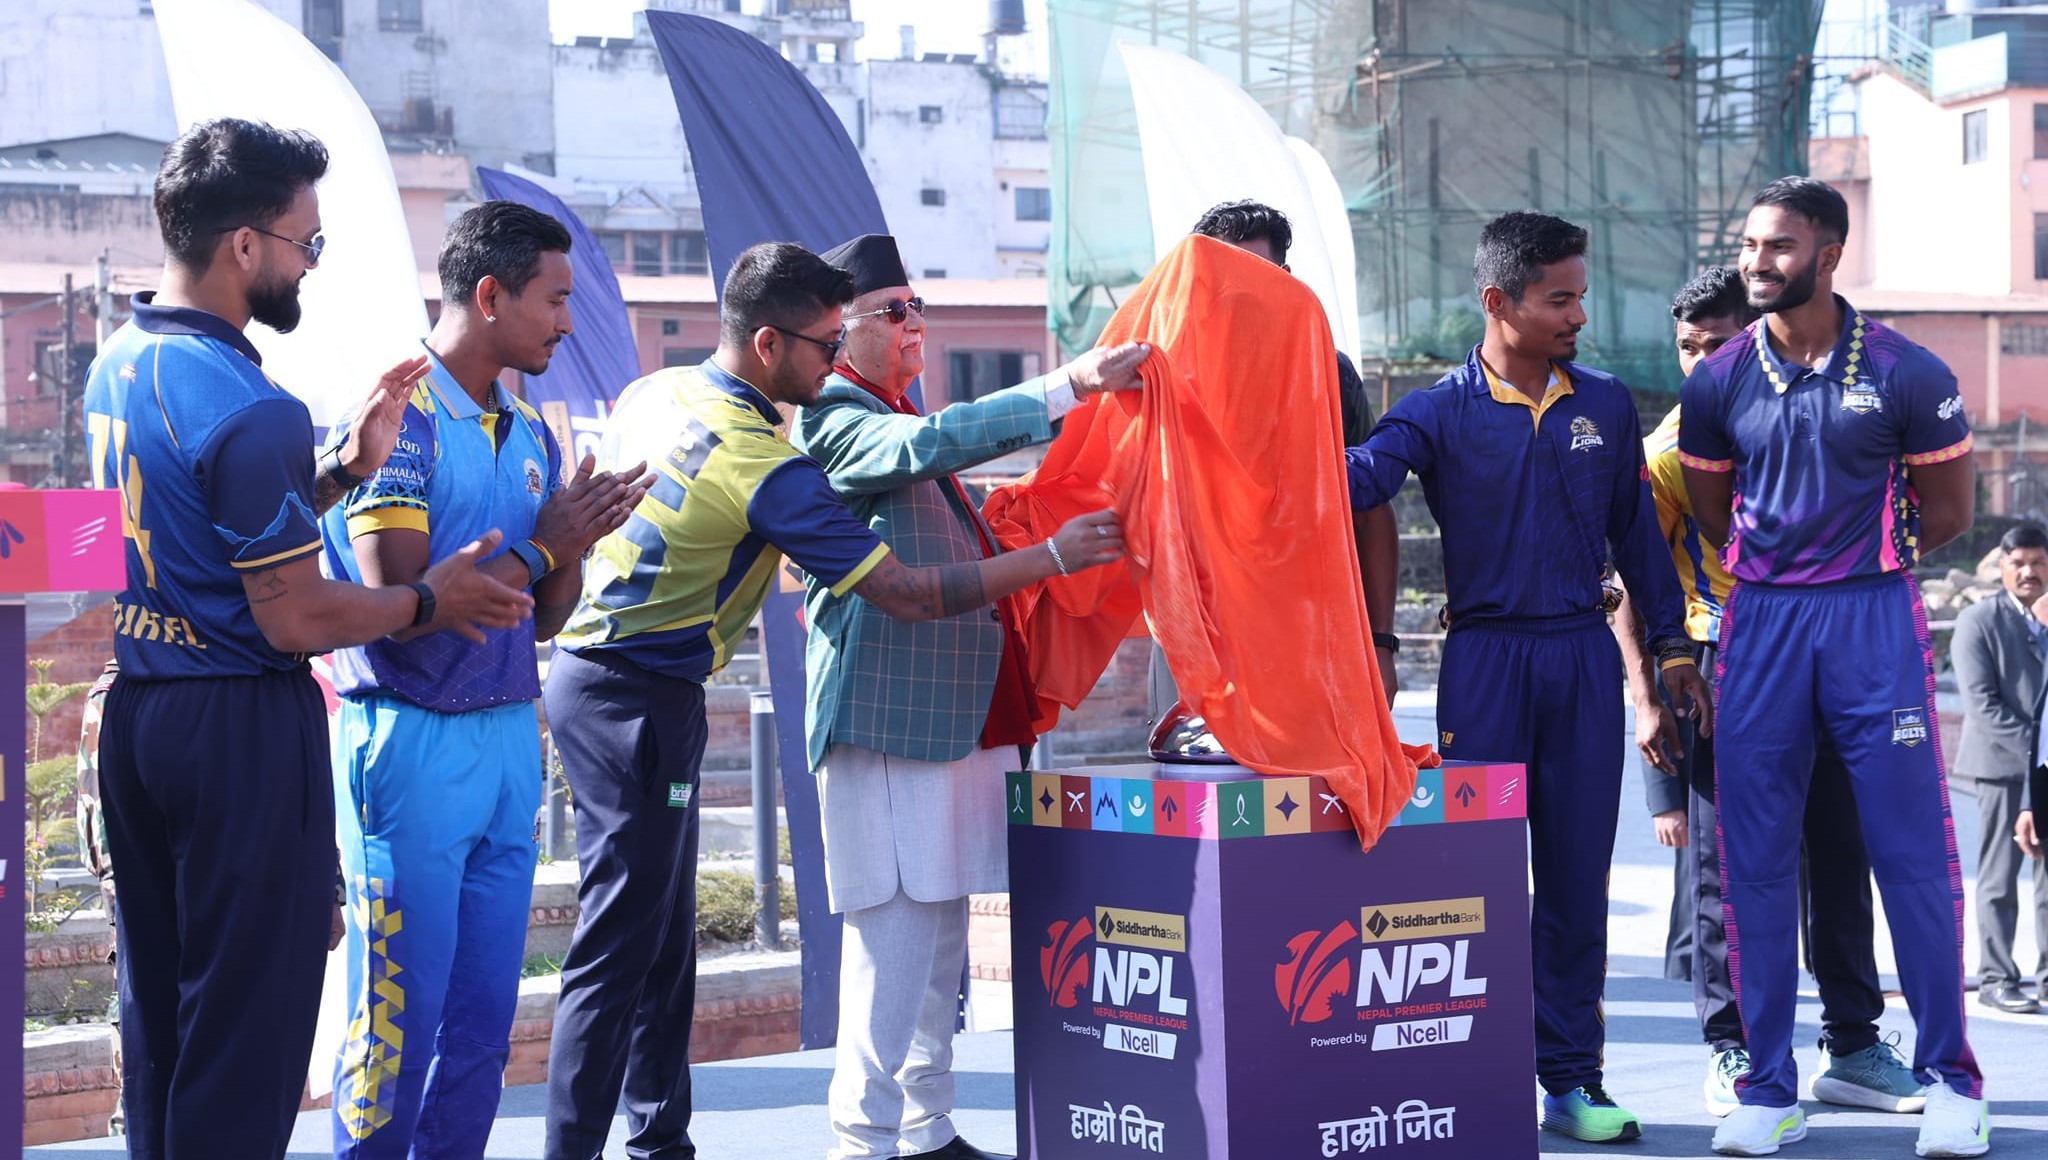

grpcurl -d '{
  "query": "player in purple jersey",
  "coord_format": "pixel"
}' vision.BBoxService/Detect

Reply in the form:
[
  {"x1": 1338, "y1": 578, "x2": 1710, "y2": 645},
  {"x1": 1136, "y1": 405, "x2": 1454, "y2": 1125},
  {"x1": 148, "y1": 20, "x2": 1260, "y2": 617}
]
[{"x1": 1680, "y1": 177, "x2": 1987, "y2": 1158}]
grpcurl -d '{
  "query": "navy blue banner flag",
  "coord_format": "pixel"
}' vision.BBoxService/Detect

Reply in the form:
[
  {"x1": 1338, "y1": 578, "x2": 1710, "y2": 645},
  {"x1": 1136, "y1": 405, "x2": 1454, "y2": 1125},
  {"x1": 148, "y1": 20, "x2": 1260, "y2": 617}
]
[
  {"x1": 649, "y1": 8, "x2": 890, "y2": 1049},
  {"x1": 476, "y1": 167, "x2": 642, "y2": 465}
]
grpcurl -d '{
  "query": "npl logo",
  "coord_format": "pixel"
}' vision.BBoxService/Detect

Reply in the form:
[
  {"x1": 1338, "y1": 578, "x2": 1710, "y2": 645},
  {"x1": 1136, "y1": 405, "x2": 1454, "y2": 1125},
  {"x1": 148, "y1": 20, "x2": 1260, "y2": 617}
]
[
  {"x1": 1357, "y1": 939, "x2": 1489, "y2": 1006},
  {"x1": 1093, "y1": 947, "x2": 1189, "y2": 1015}
]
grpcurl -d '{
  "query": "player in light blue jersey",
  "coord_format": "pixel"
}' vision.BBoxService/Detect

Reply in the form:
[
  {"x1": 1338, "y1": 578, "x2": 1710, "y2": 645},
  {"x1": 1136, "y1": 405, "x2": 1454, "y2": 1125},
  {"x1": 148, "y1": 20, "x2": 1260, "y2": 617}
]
[{"x1": 319, "y1": 202, "x2": 649, "y2": 1160}]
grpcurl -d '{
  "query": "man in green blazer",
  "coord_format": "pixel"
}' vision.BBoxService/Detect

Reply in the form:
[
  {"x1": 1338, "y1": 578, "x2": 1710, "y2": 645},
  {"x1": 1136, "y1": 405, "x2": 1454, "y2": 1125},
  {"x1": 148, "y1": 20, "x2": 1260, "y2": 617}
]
[{"x1": 793, "y1": 234, "x2": 1145, "y2": 1160}]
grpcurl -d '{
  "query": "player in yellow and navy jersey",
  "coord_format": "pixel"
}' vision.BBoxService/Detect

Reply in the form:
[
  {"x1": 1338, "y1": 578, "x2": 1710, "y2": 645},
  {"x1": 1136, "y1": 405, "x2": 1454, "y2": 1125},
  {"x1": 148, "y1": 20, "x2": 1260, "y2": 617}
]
[
  {"x1": 79, "y1": 119, "x2": 530, "y2": 1160},
  {"x1": 1614, "y1": 267, "x2": 1904, "y2": 1123},
  {"x1": 541, "y1": 243, "x2": 1127, "y2": 1160}
]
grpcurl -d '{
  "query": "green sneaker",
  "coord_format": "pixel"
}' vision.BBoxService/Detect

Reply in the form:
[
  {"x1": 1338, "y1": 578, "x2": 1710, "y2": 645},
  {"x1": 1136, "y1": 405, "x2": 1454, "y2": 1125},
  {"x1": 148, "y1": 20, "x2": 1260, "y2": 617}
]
[
  {"x1": 1810, "y1": 1034, "x2": 1928, "y2": 1113},
  {"x1": 1540, "y1": 1084, "x2": 1643, "y2": 1143}
]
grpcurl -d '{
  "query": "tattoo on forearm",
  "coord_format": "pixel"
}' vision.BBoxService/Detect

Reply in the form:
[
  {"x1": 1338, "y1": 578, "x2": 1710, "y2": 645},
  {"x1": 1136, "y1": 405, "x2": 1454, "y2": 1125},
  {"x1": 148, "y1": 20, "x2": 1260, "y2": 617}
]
[
  {"x1": 936, "y1": 562, "x2": 984, "y2": 618},
  {"x1": 312, "y1": 469, "x2": 346, "y2": 517},
  {"x1": 249, "y1": 568, "x2": 289, "y2": 605}
]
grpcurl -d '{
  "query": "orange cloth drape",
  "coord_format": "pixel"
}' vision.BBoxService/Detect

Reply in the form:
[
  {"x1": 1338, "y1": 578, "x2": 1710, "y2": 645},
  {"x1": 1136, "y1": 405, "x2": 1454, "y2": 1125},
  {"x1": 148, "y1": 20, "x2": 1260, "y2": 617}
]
[{"x1": 983, "y1": 235, "x2": 1433, "y2": 849}]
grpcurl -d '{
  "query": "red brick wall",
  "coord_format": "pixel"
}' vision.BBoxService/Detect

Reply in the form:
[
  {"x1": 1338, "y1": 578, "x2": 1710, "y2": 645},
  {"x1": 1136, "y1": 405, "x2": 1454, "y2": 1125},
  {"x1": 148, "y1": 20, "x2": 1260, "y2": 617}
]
[{"x1": 23, "y1": 605, "x2": 115, "y2": 769}]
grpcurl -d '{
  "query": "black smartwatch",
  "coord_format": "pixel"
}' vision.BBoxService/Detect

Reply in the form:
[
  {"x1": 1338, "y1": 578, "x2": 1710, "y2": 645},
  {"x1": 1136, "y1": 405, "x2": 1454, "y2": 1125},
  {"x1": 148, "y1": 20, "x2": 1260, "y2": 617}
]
[
  {"x1": 1372, "y1": 631, "x2": 1401, "y2": 653},
  {"x1": 405, "y1": 580, "x2": 436, "y2": 628},
  {"x1": 320, "y1": 443, "x2": 364, "y2": 491}
]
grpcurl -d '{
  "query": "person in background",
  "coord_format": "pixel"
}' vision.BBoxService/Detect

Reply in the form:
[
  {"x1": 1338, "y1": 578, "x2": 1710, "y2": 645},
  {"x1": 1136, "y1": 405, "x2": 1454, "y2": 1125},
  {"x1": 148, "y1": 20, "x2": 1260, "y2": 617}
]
[{"x1": 1950, "y1": 524, "x2": 2048, "y2": 1015}]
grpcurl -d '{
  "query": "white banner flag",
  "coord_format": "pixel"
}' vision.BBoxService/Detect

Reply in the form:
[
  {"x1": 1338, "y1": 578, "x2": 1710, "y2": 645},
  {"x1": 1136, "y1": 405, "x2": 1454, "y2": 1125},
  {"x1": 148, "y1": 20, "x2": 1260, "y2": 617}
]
[
  {"x1": 154, "y1": 0, "x2": 429, "y2": 430},
  {"x1": 1118, "y1": 41, "x2": 1360, "y2": 360}
]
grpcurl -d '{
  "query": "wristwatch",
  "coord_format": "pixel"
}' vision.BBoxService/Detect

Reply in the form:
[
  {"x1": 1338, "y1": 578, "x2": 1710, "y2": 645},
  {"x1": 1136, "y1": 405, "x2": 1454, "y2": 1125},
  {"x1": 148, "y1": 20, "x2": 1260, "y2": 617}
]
[
  {"x1": 508, "y1": 538, "x2": 549, "y2": 588},
  {"x1": 406, "y1": 580, "x2": 436, "y2": 628},
  {"x1": 319, "y1": 443, "x2": 364, "y2": 491},
  {"x1": 1372, "y1": 631, "x2": 1401, "y2": 653}
]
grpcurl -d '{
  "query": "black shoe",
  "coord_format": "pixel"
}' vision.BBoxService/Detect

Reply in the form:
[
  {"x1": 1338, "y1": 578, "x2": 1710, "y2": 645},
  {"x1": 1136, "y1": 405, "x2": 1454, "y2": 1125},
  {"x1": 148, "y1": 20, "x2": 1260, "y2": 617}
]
[
  {"x1": 899, "y1": 1138, "x2": 1014, "y2": 1160},
  {"x1": 1979, "y1": 983, "x2": 2041, "y2": 1013}
]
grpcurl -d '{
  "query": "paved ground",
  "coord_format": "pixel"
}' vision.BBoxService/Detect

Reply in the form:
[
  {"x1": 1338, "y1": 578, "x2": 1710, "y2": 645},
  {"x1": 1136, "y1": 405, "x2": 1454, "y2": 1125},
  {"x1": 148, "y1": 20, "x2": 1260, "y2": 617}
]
[{"x1": 35, "y1": 694, "x2": 2048, "y2": 1157}]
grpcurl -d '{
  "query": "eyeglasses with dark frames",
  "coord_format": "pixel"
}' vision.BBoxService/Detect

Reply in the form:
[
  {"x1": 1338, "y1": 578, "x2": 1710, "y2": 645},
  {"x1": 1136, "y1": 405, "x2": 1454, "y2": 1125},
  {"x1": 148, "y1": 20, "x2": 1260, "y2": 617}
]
[
  {"x1": 768, "y1": 324, "x2": 846, "y2": 363},
  {"x1": 215, "y1": 225, "x2": 325, "y2": 266},
  {"x1": 844, "y1": 296, "x2": 926, "y2": 325}
]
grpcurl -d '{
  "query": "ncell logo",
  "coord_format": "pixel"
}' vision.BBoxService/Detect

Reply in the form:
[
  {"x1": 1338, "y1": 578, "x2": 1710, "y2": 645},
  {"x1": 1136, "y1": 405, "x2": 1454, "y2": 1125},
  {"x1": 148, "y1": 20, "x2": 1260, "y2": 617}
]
[{"x1": 1275, "y1": 920, "x2": 1358, "y2": 1025}]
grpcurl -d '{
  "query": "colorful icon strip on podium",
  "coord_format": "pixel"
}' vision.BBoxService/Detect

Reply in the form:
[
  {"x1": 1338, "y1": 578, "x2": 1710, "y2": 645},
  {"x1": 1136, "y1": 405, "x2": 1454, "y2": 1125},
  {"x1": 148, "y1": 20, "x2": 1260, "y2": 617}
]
[{"x1": 1007, "y1": 762, "x2": 1526, "y2": 839}]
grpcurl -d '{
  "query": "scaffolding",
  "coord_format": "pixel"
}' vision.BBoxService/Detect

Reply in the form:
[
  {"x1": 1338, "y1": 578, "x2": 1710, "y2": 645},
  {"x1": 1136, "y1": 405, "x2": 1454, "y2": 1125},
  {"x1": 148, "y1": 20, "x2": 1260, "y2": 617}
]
[{"x1": 1048, "y1": 0, "x2": 1825, "y2": 395}]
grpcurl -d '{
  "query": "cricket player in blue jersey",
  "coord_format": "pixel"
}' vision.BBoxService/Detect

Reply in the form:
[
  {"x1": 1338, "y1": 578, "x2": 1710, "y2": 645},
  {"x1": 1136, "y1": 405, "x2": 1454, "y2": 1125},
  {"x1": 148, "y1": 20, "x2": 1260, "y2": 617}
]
[
  {"x1": 1345, "y1": 211, "x2": 1713, "y2": 1143},
  {"x1": 1681, "y1": 177, "x2": 1987, "y2": 1158},
  {"x1": 319, "y1": 202, "x2": 650, "y2": 1160},
  {"x1": 80, "y1": 118, "x2": 533, "y2": 1160}
]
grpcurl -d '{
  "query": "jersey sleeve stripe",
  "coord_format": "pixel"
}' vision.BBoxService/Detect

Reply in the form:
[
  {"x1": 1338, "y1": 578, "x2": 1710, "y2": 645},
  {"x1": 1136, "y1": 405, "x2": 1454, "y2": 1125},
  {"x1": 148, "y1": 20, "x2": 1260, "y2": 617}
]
[
  {"x1": 228, "y1": 539, "x2": 323, "y2": 571},
  {"x1": 829, "y1": 542, "x2": 893, "y2": 597},
  {"x1": 347, "y1": 508, "x2": 430, "y2": 538},
  {"x1": 1901, "y1": 433, "x2": 1974, "y2": 466},
  {"x1": 1677, "y1": 451, "x2": 1735, "y2": 473}
]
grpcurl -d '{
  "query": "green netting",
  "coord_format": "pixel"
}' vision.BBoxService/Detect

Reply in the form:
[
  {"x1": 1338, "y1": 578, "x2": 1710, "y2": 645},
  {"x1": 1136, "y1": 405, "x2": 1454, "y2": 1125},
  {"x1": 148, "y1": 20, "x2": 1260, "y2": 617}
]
[{"x1": 1048, "y1": 0, "x2": 1824, "y2": 396}]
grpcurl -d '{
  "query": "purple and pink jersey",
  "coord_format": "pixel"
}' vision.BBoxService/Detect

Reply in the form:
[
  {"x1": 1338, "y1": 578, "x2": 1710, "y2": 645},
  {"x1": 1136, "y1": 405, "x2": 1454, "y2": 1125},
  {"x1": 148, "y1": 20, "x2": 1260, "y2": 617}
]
[{"x1": 1676, "y1": 302, "x2": 1972, "y2": 585}]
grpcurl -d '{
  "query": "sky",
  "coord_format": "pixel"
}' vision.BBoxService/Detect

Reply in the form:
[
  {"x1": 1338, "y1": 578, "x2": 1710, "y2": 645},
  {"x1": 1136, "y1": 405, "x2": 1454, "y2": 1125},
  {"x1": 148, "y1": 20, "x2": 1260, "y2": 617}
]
[{"x1": 549, "y1": 0, "x2": 1051, "y2": 74}]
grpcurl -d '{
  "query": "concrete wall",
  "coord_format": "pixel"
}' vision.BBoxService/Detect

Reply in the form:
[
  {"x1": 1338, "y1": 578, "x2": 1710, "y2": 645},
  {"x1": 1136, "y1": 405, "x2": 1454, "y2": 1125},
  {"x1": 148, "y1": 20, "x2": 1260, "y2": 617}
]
[
  {"x1": 866, "y1": 60, "x2": 999, "y2": 279},
  {"x1": 1863, "y1": 73, "x2": 2015, "y2": 294},
  {"x1": 0, "y1": 188, "x2": 159, "y2": 267},
  {"x1": 553, "y1": 39, "x2": 701, "y2": 198},
  {"x1": 0, "y1": 0, "x2": 299, "y2": 148},
  {"x1": 2004, "y1": 84, "x2": 2048, "y2": 293},
  {"x1": 331, "y1": 0, "x2": 553, "y2": 172}
]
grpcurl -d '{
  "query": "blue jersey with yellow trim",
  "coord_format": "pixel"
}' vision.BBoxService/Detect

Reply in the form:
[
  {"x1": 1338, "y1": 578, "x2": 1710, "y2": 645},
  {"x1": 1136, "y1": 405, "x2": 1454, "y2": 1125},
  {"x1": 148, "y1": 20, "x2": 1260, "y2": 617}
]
[
  {"x1": 1677, "y1": 300, "x2": 1972, "y2": 586},
  {"x1": 319, "y1": 345, "x2": 564, "y2": 712},
  {"x1": 1345, "y1": 347, "x2": 1686, "y2": 644},
  {"x1": 557, "y1": 359, "x2": 891, "y2": 682},
  {"x1": 80, "y1": 294, "x2": 325, "y2": 680}
]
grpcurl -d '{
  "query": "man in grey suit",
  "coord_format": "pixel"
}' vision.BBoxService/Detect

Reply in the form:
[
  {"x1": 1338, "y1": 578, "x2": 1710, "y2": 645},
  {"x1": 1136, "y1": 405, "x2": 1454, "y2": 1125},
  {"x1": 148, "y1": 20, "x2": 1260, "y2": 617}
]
[
  {"x1": 1951, "y1": 522, "x2": 2048, "y2": 1014},
  {"x1": 793, "y1": 234, "x2": 1148, "y2": 1160}
]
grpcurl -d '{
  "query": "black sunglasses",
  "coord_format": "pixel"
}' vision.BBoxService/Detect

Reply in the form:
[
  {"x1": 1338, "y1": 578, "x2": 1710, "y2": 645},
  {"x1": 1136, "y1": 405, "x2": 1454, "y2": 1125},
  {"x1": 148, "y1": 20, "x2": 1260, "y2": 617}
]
[
  {"x1": 844, "y1": 296, "x2": 926, "y2": 325},
  {"x1": 769, "y1": 324, "x2": 846, "y2": 362},
  {"x1": 216, "y1": 225, "x2": 325, "y2": 265}
]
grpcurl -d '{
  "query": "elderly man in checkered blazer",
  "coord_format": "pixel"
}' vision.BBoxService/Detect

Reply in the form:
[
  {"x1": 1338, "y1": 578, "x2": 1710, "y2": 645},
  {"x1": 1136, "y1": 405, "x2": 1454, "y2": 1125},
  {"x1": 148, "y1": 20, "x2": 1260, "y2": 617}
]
[{"x1": 791, "y1": 234, "x2": 1147, "y2": 1160}]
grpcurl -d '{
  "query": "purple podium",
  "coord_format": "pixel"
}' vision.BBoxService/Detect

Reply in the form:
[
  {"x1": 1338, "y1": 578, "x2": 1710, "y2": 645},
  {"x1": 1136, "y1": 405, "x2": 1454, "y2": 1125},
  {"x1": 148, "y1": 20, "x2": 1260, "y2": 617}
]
[
  {"x1": 2, "y1": 488, "x2": 123, "y2": 1150},
  {"x1": 1006, "y1": 760, "x2": 1537, "y2": 1158}
]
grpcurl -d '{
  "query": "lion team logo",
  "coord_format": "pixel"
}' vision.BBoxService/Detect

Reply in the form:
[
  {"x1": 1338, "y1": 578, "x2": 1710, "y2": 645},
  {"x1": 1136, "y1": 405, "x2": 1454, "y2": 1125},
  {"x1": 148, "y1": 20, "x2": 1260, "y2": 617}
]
[
  {"x1": 1040, "y1": 916, "x2": 1095, "y2": 1008},
  {"x1": 524, "y1": 459, "x2": 545, "y2": 495},
  {"x1": 1568, "y1": 415, "x2": 1603, "y2": 452},
  {"x1": 1275, "y1": 920, "x2": 1358, "y2": 1025}
]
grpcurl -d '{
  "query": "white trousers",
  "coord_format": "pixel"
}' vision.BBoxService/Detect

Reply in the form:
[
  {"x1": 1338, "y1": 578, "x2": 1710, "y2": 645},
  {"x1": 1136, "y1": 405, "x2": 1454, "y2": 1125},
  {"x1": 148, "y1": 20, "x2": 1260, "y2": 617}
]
[{"x1": 827, "y1": 888, "x2": 970, "y2": 1159}]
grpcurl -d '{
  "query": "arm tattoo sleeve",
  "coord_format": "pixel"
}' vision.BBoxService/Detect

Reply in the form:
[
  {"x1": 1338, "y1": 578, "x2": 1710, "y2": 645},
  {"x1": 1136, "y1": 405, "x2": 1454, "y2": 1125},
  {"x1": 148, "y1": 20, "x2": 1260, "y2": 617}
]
[{"x1": 311, "y1": 468, "x2": 347, "y2": 517}]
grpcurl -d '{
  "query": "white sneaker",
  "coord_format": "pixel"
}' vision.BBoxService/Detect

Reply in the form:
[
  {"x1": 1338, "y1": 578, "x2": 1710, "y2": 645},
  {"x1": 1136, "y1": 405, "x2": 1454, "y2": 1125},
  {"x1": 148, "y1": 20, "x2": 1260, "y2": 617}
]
[
  {"x1": 1916, "y1": 1081, "x2": 1990, "y2": 1158},
  {"x1": 1705, "y1": 1047, "x2": 1750, "y2": 1117},
  {"x1": 1712, "y1": 1103, "x2": 1806, "y2": 1156}
]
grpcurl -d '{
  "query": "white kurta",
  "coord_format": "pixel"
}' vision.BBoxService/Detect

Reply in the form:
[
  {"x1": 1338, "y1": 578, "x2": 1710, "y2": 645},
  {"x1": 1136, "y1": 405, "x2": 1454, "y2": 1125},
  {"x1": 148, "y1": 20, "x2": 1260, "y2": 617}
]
[{"x1": 816, "y1": 741, "x2": 1011, "y2": 914}]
